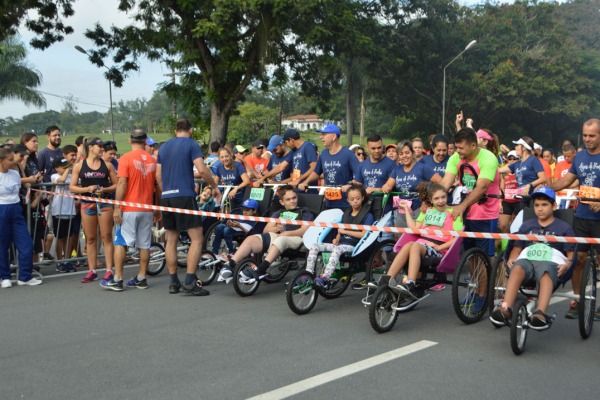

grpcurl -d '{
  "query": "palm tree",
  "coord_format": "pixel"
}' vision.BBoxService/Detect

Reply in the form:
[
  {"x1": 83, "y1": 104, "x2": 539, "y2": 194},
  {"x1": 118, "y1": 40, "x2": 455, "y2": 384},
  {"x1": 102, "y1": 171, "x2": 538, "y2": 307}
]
[{"x1": 0, "y1": 36, "x2": 45, "y2": 107}]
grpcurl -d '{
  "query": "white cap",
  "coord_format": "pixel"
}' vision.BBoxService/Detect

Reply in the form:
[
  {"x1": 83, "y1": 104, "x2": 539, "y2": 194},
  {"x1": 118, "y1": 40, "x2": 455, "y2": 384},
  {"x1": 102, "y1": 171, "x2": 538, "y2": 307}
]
[
  {"x1": 512, "y1": 138, "x2": 532, "y2": 151},
  {"x1": 349, "y1": 144, "x2": 360, "y2": 151},
  {"x1": 534, "y1": 142, "x2": 543, "y2": 150},
  {"x1": 507, "y1": 150, "x2": 518, "y2": 158}
]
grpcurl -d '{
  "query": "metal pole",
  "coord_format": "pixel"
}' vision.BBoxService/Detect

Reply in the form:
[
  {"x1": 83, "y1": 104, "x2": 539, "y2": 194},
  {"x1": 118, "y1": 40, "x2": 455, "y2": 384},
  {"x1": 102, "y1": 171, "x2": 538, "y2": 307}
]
[{"x1": 108, "y1": 78, "x2": 115, "y2": 142}]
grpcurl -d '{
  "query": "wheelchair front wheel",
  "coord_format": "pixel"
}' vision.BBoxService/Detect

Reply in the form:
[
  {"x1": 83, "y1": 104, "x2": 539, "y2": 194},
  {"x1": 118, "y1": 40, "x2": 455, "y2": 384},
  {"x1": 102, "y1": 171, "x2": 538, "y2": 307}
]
[
  {"x1": 452, "y1": 247, "x2": 491, "y2": 324},
  {"x1": 579, "y1": 258, "x2": 597, "y2": 339},
  {"x1": 510, "y1": 298, "x2": 529, "y2": 355},
  {"x1": 195, "y1": 251, "x2": 220, "y2": 286},
  {"x1": 369, "y1": 286, "x2": 400, "y2": 333},
  {"x1": 263, "y1": 257, "x2": 292, "y2": 283},
  {"x1": 146, "y1": 242, "x2": 166, "y2": 277},
  {"x1": 286, "y1": 270, "x2": 318, "y2": 315},
  {"x1": 232, "y1": 258, "x2": 261, "y2": 297}
]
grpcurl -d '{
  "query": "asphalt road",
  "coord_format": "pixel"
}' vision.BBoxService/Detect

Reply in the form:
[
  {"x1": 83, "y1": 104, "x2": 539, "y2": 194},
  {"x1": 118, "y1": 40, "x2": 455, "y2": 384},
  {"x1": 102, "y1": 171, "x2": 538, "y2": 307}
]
[{"x1": 1, "y1": 264, "x2": 598, "y2": 400}]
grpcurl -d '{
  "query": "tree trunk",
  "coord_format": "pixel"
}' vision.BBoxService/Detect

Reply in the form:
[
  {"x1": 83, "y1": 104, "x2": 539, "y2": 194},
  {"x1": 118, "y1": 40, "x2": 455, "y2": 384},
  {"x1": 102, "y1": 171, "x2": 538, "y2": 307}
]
[
  {"x1": 359, "y1": 89, "x2": 366, "y2": 146},
  {"x1": 346, "y1": 77, "x2": 355, "y2": 146},
  {"x1": 210, "y1": 104, "x2": 231, "y2": 145}
]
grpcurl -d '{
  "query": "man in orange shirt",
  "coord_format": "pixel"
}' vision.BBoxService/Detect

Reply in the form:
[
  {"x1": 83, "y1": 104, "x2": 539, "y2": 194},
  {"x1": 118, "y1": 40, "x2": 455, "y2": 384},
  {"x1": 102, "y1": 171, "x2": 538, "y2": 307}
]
[
  {"x1": 244, "y1": 140, "x2": 269, "y2": 181},
  {"x1": 101, "y1": 129, "x2": 160, "y2": 291}
]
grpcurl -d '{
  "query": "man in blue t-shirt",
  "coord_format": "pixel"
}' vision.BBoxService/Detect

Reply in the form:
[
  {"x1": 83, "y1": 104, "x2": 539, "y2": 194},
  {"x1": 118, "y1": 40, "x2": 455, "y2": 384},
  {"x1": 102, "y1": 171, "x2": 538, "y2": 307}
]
[
  {"x1": 298, "y1": 124, "x2": 359, "y2": 208},
  {"x1": 204, "y1": 141, "x2": 221, "y2": 175},
  {"x1": 418, "y1": 135, "x2": 449, "y2": 177},
  {"x1": 550, "y1": 118, "x2": 600, "y2": 319},
  {"x1": 157, "y1": 118, "x2": 221, "y2": 297},
  {"x1": 283, "y1": 128, "x2": 318, "y2": 190},
  {"x1": 38, "y1": 125, "x2": 63, "y2": 183},
  {"x1": 254, "y1": 134, "x2": 293, "y2": 185}
]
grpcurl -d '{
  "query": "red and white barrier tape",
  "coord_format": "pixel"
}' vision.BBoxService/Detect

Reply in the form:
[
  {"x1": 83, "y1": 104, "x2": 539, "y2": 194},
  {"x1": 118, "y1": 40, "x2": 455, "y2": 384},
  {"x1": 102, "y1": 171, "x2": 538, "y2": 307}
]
[{"x1": 34, "y1": 188, "x2": 600, "y2": 245}]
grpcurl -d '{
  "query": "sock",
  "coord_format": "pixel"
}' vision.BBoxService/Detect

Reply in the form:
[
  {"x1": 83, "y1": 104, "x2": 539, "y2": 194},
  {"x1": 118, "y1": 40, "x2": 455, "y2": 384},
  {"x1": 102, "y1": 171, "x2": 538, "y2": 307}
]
[
  {"x1": 91, "y1": 270, "x2": 97, "y2": 274},
  {"x1": 113, "y1": 277, "x2": 122, "y2": 283},
  {"x1": 137, "y1": 274, "x2": 145, "y2": 281},
  {"x1": 184, "y1": 273, "x2": 196, "y2": 285},
  {"x1": 229, "y1": 259, "x2": 237, "y2": 270},
  {"x1": 257, "y1": 260, "x2": 271, "y2": 275},
  {"x1": 170, "y1": 274, "x2": 179, "y2": 284}
]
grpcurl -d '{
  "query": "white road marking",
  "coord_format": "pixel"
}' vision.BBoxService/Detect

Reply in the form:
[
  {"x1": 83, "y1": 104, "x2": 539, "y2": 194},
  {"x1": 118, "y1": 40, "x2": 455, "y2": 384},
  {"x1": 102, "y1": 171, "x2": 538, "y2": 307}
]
[{"x1": 246, "y1": 340, "x2": 437, "y2": 400}]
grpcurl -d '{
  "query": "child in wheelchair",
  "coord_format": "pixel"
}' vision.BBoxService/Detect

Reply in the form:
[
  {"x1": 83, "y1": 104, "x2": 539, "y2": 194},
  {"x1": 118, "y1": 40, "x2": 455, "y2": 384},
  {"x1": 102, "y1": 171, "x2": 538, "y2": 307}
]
[
  {"x1": 211, "y1": 198, "x2": 258, "y2": 257},
  {"x1": 306, "y1": 184, "x2": 374, "y2": 289},
  {"x1": 371, "y1": 182, "x2": 463, "y2": 298},
  {"x1": 489, "y1": 187, "x2": 574, "y2": 330},
  {"x1": 219, "y1": 185, "x2": 314, "y2": 283}
]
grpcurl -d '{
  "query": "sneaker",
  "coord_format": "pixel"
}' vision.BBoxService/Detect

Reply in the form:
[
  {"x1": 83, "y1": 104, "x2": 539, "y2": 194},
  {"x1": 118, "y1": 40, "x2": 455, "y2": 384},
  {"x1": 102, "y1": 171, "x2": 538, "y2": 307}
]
[
  {"x1": 100, "y1": 279, "x2": 124, "y2": 291},
  {"x1": 43, "y1": 252, "x2": 55, "y2": 261},
  {"x1": 169, "y1": 281, "x2": 181, "y2": 294},
  {"x1": 351, "y1": 278, "x2": 367, "y2": 290},
  {"x1": 81, "y1": 271, "x2": 98, "y2": 283},
  {"x1": 1, "y1": 279, "x2": 12, "y2": 288},
  {"x1": 239, "y1": 266, "x2": 260, "y2": 284},
  {"x1": 220, "y1": 267, "x2": 233, "y2": 279},
  {"x1": 17, "y1": 278, "x2": 43, "y2": 286},
  {"x1": 595, "y1": 307, "x2": 600, "y2": 322},
  {"x1": 314, "y1": 276, "x2": 330, "y2": 289},
  {"x1": 181, "y1": 280, "x2": 210, "y2": 296},
  {"x1": 565, "y1": 301, "x2": 579, "y2": 319},
  {"x1": 103, "y1": 270, "x2": 114, "y2": 281},
  {"x1": 65, "y1": 262, "x2": 77, "y2": 273},
  {"x1": 125, "y1": 277, "x2": 148, "y2": 289},
  {"x1": 490, "y1": 307, "x2": 511, "y2": 327},
  {"x1": 459, "y1": 292, "x2": 476, "y2": 306},
  {"x1": 56, "y1": 263, "x2": 69, "y2": 273},
  {"x1": 471, "y1": 295, "x2": 486, "y2": 313}
]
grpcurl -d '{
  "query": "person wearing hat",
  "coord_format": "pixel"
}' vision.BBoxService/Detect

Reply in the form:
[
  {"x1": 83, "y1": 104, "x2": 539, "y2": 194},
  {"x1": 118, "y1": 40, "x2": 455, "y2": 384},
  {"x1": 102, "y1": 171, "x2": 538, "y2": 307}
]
[
  {"x1": 282, "y1": 128, "x2": 318, "y2": 190},
  {"x1": 550, "y1": 118, "x2": 600, "y2": 319},
  {"x1": 497, "y1": 150, "x2": 520, "y2": 234},
  {"x1": 145, "y1": 137, "x2": 156, "y2": 156},
  {"x1": 490, "y1": 187, "x2": 575, "y2": 330},
  {"x1": 232, "y1": 144, "x2": 248, "y2": 166},
  {"x1": 498, "y1": 136, "x2": 546, "y2": 197},
  {"x1": 385, "y1": 144, "x2": 398, "y2": 163},
  {"x1": 49, "y1": 156, "x2": 77, "y2": 272},
  {"x1": 531, "y1": 142, "x2": 552, "y2": 181},
  {"x1": 70, "y1": 136, "x2": 118, "y2": 284},
  {"x1": 157, "y1": 118, "x2": 221, "y2": 296},
  {"x1": 244, "y1": 140, "x2": 269, "y2": 181},
  {"x1": 253, "y1": 134, "x2": 293, "y2": 187},
  {"x1": 211, "y1": 198, "x2": 258, "y2": 259},
  {"x1": 298, "y1": 123, "x2": 360, "y2": 209},
  {"x1": 100, "y1": 129, "x2": 160, "y2": 291}
]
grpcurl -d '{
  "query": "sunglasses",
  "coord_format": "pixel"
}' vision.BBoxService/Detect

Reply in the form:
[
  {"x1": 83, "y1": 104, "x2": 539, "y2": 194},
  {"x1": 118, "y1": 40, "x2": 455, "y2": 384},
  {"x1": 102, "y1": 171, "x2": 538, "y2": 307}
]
[
  {"x1": 356, "y1": 152, "x2": 365, "y2": 156},
  {"x1": 507, "y1": 157, "x2": 519, "y2": 161}
]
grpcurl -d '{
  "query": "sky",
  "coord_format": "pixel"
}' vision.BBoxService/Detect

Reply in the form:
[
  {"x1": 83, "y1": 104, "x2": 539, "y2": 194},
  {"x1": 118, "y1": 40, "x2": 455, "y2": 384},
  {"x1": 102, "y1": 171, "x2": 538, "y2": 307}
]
[{"x1": 1, "y1": 0, "x2": 500, "y2": 120}]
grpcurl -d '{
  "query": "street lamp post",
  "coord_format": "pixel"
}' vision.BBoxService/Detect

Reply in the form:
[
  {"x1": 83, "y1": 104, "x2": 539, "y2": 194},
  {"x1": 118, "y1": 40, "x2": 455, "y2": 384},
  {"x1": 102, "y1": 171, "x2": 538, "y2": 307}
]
[
  {"x1": 441, "y1": 40, "x2": 477, "y2": 136},
  {"x1": 74, "y1": 45, "x2": 115, "y2": 142}
]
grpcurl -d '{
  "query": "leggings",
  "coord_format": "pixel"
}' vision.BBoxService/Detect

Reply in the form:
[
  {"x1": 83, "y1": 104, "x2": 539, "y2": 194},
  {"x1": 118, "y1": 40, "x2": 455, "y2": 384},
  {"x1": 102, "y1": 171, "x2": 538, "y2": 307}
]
[{"x1": 306, "y1": 242, "x2": 354, "y2": 277}]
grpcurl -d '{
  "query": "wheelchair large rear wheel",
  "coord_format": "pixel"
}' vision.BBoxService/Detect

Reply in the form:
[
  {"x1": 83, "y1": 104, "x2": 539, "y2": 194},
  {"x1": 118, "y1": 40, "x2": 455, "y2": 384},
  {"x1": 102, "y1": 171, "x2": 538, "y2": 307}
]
[
  {"x1": 286, "y1": 270, "x2": 318, "y2": 315},
  {"x1": 579, "y1": 258, "x2": 597, "y2": 339},
  {"x1": 452, "y1": 247, "x2": 491, "y2": 324},
  {"x1": 488, "y1": 251, "x2": 508, "y2": 314},
  {"x1": 365, "y1": 239, "x2": 396, "y2": 285},
  {"x1": 203, "y1": 221, "x2": 228, "y2": 256},
  {"x1": 369, "y1": 286, "x2": 400, "y2": 333},
  {"x1": 146, "y1": 242, "x2": 166, "y2": 277},
  {"x1": 232, "y1": 258, "x2": 261, "y2": 297},
  {"x1": 510, "y1": 298, "x2": 529, "y2": 355},
  {"x1": 195, "y1": 251, "x2": 220, "y2": 286}
]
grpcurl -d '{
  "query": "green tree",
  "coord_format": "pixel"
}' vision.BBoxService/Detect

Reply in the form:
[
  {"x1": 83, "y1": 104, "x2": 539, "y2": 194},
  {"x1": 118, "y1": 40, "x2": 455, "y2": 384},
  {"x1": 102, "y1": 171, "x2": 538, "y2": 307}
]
[
  {"x1": 0, "y1": 35, "x2": 45, "y2": 107},
  {"x1": 228, "y1": 102, "x2": 280, "y2": 145}
]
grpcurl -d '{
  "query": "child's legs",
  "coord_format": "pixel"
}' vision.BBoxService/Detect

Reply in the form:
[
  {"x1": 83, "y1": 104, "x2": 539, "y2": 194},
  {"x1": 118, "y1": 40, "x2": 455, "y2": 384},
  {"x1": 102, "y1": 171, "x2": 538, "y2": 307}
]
[
  {"x1": 536, "y1": 273, "x2": 553, "y2": 313},
  {"x1": 223, "y1": 227, "x2": 236, "y2": 252},
  {"x1": 307, "y1": 243, "x2": 332, "y2": 273},
  {"x1": 212, "y1": 223, "x2": 226, "y2": 253},
  {"x1": 406, "y1": 243, "x2": 426, "y2": 282},
  {"x1": 386, "y1": 242, "x2": 413, "y2": 278},
  {"x1": 501, "y1": 265, "x2": 526, "y2": 310},
  {"x1": 231, "y1": 234, "x2": 264, "y2": 264},
  {"x1": 322, "y1": 244, "x2": 353, "y2": 277}
]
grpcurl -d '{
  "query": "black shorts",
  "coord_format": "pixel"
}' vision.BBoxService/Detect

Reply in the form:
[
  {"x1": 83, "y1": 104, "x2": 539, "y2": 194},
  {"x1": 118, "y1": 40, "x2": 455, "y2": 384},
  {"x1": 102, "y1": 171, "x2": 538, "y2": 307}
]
[
  {"x1": 161, "y1": 197, "x2": 203, "y2": 231},
  {"x1": 71, "y1": 213, "x2": 81, "y2": 234},
  {"x1": 501, "y1": 201, "x2": 521, "y2": 216},
  {"x1": 573, "y1": 217, "x2": 600, "y2": 253},
  {"x1": 52, "y1": 217, "x2": 75, "y2": 239}
]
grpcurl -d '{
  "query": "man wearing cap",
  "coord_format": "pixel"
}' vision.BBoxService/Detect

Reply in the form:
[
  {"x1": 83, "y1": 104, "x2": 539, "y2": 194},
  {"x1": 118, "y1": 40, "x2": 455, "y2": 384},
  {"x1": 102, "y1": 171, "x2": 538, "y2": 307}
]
[
  {"x1": 99, "y1": 129, "x2": 160, "y2": 291},
  {"x1": 283, "y1": 128, "x2": 318, "y2": 190},
  {"x1": 298, "y1": 123, "x2": 359, "y2": 209},
  {"x1": 244, "y1": 140, "x2": 269, "y2": 181},
  {"x1": 38, "y1": 125, "x2": 63, "y2": 183},
  {"x1": 157, "y1": 118, "x2": 221, "y2": 296},
  {"x1": 550, "y1": 118, "x2": 600, "y2": 319},
  {"x1": 145, "y1": 137, "x2": 156, "y2": 157},
  {"x1": 253, "y1": 135, "x2": 293, "y2": 186}
]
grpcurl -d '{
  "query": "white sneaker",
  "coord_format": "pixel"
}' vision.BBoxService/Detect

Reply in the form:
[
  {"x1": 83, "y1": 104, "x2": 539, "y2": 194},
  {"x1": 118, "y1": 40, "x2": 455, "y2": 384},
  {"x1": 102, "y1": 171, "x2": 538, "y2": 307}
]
[
  {"x1": 17, "y1": 278, "x2": 43, "y2": 286},
  {"x1": 1, "y1": 279, "x2": 12, "y2": 288},
  {"x1": 220, "y1": 268, "x2": 233, "y2": 279}
]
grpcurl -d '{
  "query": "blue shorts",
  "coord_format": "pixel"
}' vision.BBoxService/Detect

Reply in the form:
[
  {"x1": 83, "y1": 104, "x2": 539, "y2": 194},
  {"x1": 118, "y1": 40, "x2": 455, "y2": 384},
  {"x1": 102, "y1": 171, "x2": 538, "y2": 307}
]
[{"x1": 464, "y1": 218, "x2": 498, "y2": 257}]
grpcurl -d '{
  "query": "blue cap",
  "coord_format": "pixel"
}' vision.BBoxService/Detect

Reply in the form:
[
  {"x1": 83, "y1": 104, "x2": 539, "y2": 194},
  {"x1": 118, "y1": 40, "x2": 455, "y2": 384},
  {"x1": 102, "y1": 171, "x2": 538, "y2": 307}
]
[
  {"x1": 267, "y1": 135, "x2": 284, "y2": 151},
  {"x1": 146, "y1": 137, "x2": 156, "y2": 146},
  {"x1": 316, "y1": 123, "x2": 341, "y2": 136},
  {"x1": 531, "y1": 186, "x2": 556, "y2": 202},
  {"x1": 242, "y1": 198, "x2": 259, "y2": 210}
]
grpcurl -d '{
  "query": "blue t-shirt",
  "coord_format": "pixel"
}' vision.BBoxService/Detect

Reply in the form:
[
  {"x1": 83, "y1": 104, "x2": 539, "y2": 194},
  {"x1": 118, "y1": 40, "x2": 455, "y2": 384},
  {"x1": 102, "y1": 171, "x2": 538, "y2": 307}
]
[
  {"x1": 314, "y1": 147, "x2": 360, "y2": 208},
  {"x1": 569, "y1": 150, "x2": 600, "y2": 220},
  {"x1": 508, "y1": 156, "x2": 543, "y2": 190},
  {"x1": 205, "y1": 154, "x2": 221, "y2": 175},
  {"x1": 514, "y1": 218, "x2": 575, "y2": 254},
  {"x1": 340, "y1": 212, "x2": 375, "y2": 246},
  {"x1": 355, "y1": 157, "x2": 396, "y2": 189},
  {"x1": 38, "y1": 147, "x2": 63, "y2": 183},
  {"x1": 157, "y1": 137, "x2": 203, "y2": 199},
  {"x1": 392, "y1": 163, "x2": 435, "y2": 210},
  {"x1": 418, "y1": 154, "x2": 448, "y2": 177},
  {"x1": 268, "y1": 151, "x2": 293, "y2": 182},
  {"x1": 215, "y1": 161, "x2": 246, "y2": 203},
  {"x1": 291, "y1": 142, "x2": 318, "y2": 180},
  {"x1": 272, "y1": 207, "x2": 315, "y2": 232}
]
